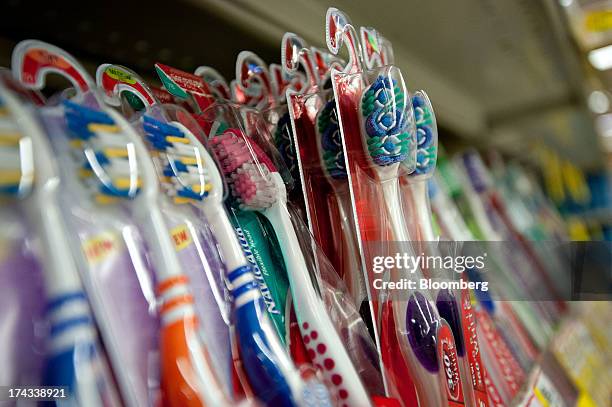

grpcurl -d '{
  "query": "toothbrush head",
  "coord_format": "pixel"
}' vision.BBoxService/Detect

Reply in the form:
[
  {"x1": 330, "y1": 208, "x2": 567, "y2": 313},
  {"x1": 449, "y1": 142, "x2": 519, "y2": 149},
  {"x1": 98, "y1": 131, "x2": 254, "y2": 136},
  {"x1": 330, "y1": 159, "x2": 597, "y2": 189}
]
[
  {"x1": 317, "y1": 99, "x2": 347, "y2": 180},
  {"x1": 63, "y1": 100, "x2": 141, "y2": 204},
  {"x1": 210, "y1": 129, "x2": 278, "y2": 211},
  {"x1": 274, "y1": 111, "x2": 300, "y2": 185},
  {"x1": 411, "y1": 91, "x2": 437, "y2": 177},
  {"x1": 141, "y1": 115, "x2": 221, "y2": 205},
  {"x1": 360, "y1": 76, "x2": 411, "y2": 167},
  {"x1": 0, "y1": 95, "x2": 34, "y2": 198}
]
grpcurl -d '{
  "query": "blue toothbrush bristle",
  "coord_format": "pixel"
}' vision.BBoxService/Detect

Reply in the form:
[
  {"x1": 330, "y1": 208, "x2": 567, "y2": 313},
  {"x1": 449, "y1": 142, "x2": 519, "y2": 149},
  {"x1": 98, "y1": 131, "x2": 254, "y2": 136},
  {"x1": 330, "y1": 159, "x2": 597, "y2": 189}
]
[
  {"x1": 361, "y1": 76, "x2": 411, "y2": 167},
  {"x1": 318, "y1": 100, "x2": 347, "y2": 180},
  {"x1": 64, "y1": 101, "x2": 140, "y2": 201},
  {"x1": 411, "y1": 93, "x2": 437, "y2": 176},
  {"x1": 0, "y1": 96, "x2": 33, "y2": 198},
  {"x1": 142, "y1": 115, "x2": 210, "y2": 203}
]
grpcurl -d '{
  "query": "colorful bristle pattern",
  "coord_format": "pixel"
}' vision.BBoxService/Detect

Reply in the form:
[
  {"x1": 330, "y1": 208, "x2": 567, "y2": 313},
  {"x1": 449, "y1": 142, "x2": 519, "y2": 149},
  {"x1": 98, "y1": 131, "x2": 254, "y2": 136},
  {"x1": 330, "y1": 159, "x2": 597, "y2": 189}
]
[
  {"x1": 210, "y1": 129, "x2": 278, "y2": 211},
  {"x1": 361, "y1": 76, "x2": 411, "y2": 166},
  {"x1": 317, "y1": 100, "x2": 346, "y2": 180},
  {"x1": 63, "y1": 100, "x2": 141, "y2": 205},
  {"x1": 411, "y1": 93, "x2": 437, "y2": 176},
  {"x1": 274, "y1": 112, "x2": 299, "y2": 184},
  {"x1": 141, "y1": 115, "x2": 212, "y2": 205},
  {"x1": 0, "y1": 96, "x2": 33, "y2": 197}
]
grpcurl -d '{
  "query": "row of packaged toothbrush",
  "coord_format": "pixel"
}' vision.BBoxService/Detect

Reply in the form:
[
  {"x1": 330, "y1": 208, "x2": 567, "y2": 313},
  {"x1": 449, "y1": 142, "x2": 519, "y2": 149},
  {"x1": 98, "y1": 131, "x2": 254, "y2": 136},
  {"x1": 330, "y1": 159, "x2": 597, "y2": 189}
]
[{"x1": 1, "y1": 6, "x2": 610, "y2": 407}]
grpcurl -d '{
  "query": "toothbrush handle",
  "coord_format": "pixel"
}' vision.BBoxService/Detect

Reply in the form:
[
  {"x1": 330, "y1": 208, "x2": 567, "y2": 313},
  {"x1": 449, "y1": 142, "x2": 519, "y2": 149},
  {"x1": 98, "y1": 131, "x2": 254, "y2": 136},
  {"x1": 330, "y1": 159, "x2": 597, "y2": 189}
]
[
  {"x1": 266, "y1": 202, "x2": 371, "y2": 406},
  {"x1": 229, "y1": 267, "x2": 296, "y2": 407},
  {"x1": 45, "y1": 293, "x2": 120, "y2": 407},
  {"x1": 409, "y1": 180, "x2": 436, "y2": 242},
  {"x1": 157, "y1": 276, "x2": 228, "y2": 407},
  {"x1": 202, "y1": 205, "x2": 298, "y2": 406},
  {"x1": 381, "y1": 178, "x2": 411, "y2": 243},
  {"x1": 336, "y1": 191, "x2": 367, "y2": 305}
]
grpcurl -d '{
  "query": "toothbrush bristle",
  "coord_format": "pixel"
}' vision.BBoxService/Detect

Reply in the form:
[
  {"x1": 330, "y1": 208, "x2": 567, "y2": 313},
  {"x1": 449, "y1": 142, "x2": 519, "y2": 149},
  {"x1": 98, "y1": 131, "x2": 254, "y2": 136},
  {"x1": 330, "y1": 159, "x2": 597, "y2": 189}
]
[
  {"x1": 274, "y1": 112, "x2": 299, "y2": 184},
  {"x1": 0, "y1": 96, "x2": 34, "y2": 197},
  {"x1": 141, "y1": 116, "x2": 213, "y2": 204},
  {"x1": 361, "y1": 76, "x2": 411, "y2": 167},
  {"x1": 411, "y1": 92, "x2": 437, "y2": 176},
  {"x1": 64, "y1": 100, "x2": 141, "y2": 203},
  {"x1": 209, "y1": 129, "x2": 277, "y2": 210},
  {"x1": 317, "y1": 100, "x2": 346, "y2": 180}
]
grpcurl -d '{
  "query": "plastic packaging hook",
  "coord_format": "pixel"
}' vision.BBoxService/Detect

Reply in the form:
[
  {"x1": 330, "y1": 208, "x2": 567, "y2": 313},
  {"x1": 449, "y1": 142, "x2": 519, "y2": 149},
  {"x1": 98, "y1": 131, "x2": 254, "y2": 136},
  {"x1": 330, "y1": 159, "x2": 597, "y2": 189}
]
[
  {"x1": 12, "y1": 40, "x2": 94, "y2": 95},
  {"x1": 281, "y1": 32, "x2": 318, "y2": 92},
  {"x1": 325, "y1": 8, "x2": 364, "y2": 74},
  {"x1": 194, "y1": 66, "x2": 231, "y2": 101},
  {"x1": 235, "y1": 51, "x2": 276, "y2": 109},
  {"x1": 96, "y1": 63, "x2": 157, "y2": 109}
]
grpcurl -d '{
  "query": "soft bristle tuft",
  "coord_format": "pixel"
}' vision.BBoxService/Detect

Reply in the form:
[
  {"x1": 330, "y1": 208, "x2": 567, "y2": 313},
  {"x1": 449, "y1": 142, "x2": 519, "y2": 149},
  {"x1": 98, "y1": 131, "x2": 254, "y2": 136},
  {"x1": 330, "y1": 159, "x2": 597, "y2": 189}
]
[
  {"x1": 361, "y1": 76, "x2": 410, "y2": 167},
  {"x1": 209, "y1": 129, "x2": 277, "y2": 210}
]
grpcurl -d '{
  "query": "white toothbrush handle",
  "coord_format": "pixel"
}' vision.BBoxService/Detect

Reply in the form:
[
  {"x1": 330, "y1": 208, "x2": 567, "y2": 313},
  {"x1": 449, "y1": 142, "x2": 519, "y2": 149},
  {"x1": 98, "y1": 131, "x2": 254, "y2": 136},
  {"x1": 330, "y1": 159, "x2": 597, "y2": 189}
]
[
  {"x1": 265, "y1": 198, "x2": 371, "y2": 406},
  {"x1": 409, "y1": 180, "x2": 436, "y2": 242},
  {"x1": 202, "y1": 203, "x2": 250, "y2": 272},
  {"x1": 381, "y1": 178, "x2": 412, "y2": 243}
]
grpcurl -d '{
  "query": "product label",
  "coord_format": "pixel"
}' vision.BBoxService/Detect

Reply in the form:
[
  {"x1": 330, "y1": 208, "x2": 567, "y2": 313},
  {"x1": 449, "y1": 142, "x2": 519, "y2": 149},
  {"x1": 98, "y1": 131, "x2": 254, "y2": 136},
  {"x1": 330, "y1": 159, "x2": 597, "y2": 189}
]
[
  {"x1": 484, "y1": 370, "x2": 506, "y2": 407},
  {"x1": 460, "y1": 290, "x2": 489, "y2": 406},
  {"x1": 532, "y1": 372, "x2": 564, "y2": 407},
  {"x1": 476, "y1": 309, "x2": 522, "y2": 399},
  {"x1": 438, "y1": 322, "x2": 465, "y2": 406},
  {"x1": 154, "y1": 63, "x2": 213, "y2": 111},
  {"x1": 170, "y1": 224, "x2": 192, "y2": 251},
  {"x1": 82, "y1": 232, "x2": 118, "y2": 264},
  {"x1": 151, "y1": 86, "x2": 175, "y2": 104},
  {"x1": 235, "y1": 227, "x2": 279, "y2": 316}
]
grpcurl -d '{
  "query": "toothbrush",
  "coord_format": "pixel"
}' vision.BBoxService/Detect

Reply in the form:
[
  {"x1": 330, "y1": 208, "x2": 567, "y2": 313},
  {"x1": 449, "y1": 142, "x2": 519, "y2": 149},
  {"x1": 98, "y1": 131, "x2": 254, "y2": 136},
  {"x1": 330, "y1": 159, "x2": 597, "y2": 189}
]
[
  {"x1": 400, "y1": 91, "x2": 437, "y2": 242},
  {"x1": 359, "y1": 71, "x2": 459, "y2": 406},
  {"x1": 282, "y1": 31, "x2": 367, "y2": 307},
  {"x1": 142, "y1": 115, "x2": 306, "y2": 407},
  {"x1": 62, "y1": 99, "x2": 230, "y2": 407},
  {"x1": 403, "y1": 93, "x2": 496, "y2": 407},
  {"x1": 0, "y1": 78, "x2": 121, "y2": 406},
  {"x1": 99, "y1": 66, "x2": 314, "y2": 405},
  {"x1": 209, "y1": 128, "x2": 372, "y2": 406},
  {"x1": 359, "y1": 71, "x2": 413, "y2": 244},
  {"x1": 316, "y1": 99, "x2": 368, "y2": 309},
  {"x1": 96, "y1": 63, "x2": 310, "y2": 406}
]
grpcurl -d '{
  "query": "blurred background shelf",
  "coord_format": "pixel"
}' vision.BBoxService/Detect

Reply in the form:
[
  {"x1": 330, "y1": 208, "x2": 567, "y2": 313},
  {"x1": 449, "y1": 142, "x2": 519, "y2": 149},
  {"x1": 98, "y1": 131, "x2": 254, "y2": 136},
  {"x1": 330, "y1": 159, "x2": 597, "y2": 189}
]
[{"x1": 1, "y1": 0, "x2": 611, "y2": 171}]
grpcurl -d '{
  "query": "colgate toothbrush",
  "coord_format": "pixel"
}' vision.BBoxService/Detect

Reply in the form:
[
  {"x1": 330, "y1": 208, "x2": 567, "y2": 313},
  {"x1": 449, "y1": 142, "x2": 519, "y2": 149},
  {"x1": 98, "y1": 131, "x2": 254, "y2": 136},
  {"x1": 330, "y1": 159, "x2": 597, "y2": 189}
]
[
  {"x1": 2, "y1": 67, "x2": 121, "y2": 406},
  {"x1": 209, "y1": 128, "x2": 372, "y2": 406},
  {"x1": 96, "y1": 63, "x2": 309, "y2": 406}
]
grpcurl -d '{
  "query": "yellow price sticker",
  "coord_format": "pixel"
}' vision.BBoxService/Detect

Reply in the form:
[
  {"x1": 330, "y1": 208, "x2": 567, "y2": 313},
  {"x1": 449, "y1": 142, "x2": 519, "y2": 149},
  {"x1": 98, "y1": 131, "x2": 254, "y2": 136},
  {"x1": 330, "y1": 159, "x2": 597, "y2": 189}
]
[
  {"x1": 584, "y1": 10, "x2": 612, "y2": 33},
  {"x1": 170, "y1": 224, "x2": 192, "y2": 251},
  {"x1": 82, "y1": 232, "x2": 118, "y2": 264}
]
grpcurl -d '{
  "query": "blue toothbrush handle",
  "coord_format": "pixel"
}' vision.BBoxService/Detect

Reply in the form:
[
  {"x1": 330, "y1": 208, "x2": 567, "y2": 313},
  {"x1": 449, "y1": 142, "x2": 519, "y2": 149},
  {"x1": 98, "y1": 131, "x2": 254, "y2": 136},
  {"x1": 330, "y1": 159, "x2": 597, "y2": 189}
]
[
  {"x1": 43, "y1": 292, "x2": 119, "y2": 406},
  {"x1": 228, "y1": 265, "x2": 296, "y2": 407}
]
